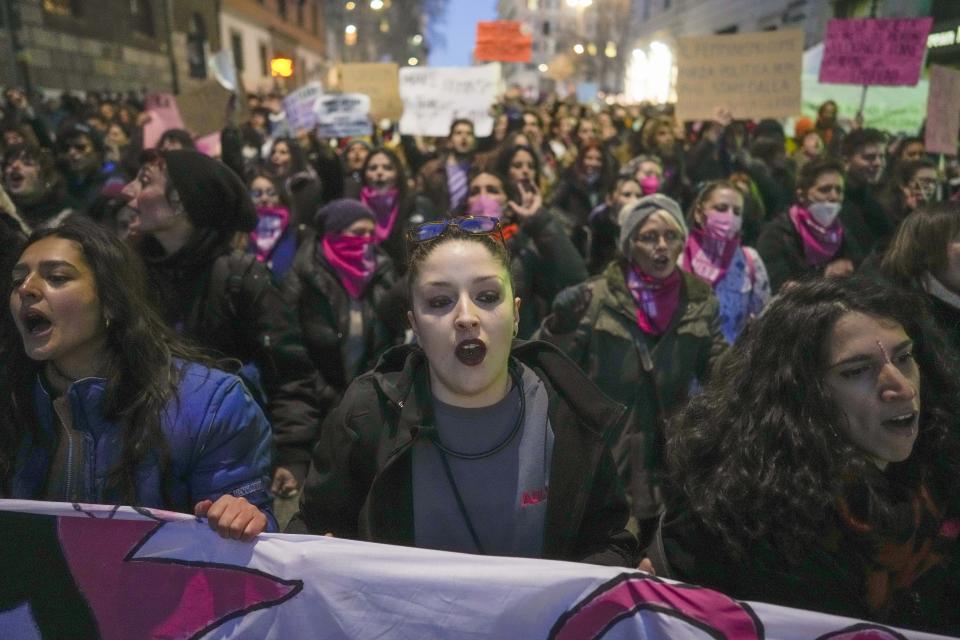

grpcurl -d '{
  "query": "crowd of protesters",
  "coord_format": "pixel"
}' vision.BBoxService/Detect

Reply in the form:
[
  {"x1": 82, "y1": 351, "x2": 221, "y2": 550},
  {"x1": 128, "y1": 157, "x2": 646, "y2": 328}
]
[{"x1": 1, "y1": 82, "x2": 959, "y2": 634}]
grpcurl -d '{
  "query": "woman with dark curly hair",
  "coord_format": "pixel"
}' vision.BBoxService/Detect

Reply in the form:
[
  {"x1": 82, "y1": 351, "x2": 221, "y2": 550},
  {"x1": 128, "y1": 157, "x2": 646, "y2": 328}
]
[{"x1": 660, "y1": 276, "x2": 960, "y2": 634}]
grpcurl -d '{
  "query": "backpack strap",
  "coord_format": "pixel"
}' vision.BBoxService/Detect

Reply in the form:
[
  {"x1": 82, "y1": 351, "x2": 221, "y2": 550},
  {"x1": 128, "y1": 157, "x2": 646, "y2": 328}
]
[{"x1": 742, "y1": 246, "x2": 756, "y2": 287}]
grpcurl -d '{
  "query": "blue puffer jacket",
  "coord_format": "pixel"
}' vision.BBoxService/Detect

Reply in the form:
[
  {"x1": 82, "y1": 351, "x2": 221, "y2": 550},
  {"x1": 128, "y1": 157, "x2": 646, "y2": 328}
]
[{"x1": 11, "y1": 362, "x2": 277, "y2": 530}]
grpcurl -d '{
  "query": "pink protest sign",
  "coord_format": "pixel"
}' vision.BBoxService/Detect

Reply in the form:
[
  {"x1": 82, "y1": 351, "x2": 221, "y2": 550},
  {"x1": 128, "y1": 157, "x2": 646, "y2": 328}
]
[
  {"x1": 194, "y1": 131, "x2": 222, "y2": 157},
  {"x1": 925, "y1": 65, "x2": 960, "y2": 155},
  {"x1": 143, "y1": 93, "x2": 185, "y2": 149},
  {"x1": 819, "y1": 18, "x2": 933, "y2": 86}
]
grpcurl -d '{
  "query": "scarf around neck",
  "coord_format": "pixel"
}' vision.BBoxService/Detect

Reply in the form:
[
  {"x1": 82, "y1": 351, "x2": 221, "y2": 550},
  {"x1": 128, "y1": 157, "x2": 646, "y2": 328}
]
[
  {"x1": 626, "y1": 264, "x2": 682, "y2": 336},
  {"x1": 250, "y1": 205, "x2": 290, "y2": 262},
  {"x1": 360, "y1": 186, "x2": 400, "y2": 243},
  {"x1": 321, "y1": 233, "x2": 376, "y2": 299},
  {"x1": 835, "y1": 480, "x2": 959, "y2": 616},
  {"x1": 682, "y1": 226, "x2": 739, "y2": 287},
  {"x1": 789, "y1": 204, "x2": 843, "y2": 267}
]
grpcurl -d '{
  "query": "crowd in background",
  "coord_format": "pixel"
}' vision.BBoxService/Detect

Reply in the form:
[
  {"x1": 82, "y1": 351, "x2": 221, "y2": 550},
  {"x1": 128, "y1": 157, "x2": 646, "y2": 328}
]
[{"x1": 2, "y1": 82, "x2": 960, "y2": 635}]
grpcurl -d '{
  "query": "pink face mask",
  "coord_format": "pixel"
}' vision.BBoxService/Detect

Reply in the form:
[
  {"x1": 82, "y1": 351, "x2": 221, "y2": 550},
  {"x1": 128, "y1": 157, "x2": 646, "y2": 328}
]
[
  {"x1": 639, "y1": 175, "x2": 661, "y2": 195},
  {"x1": 704, "y1": 209, "x2": 742, "y2": 240},
  {"x1": 467, "y1": 194, "x2": 504, "y2": 219}
]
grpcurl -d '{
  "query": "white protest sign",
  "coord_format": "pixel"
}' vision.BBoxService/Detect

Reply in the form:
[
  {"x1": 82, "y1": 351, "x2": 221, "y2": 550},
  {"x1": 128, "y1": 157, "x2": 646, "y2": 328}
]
[
  {"x1": 315, "y1": 93, "x2": 372, "y2": 138},
  {"x1": 399, "y1": 64, "x2": 500, "y2": 137},
  {"x1": 209, "y1": 49, "x2": 238, "y2": 93},
  {"x1": 282, "y1": 81, "x2": 323, "y2": 133}
]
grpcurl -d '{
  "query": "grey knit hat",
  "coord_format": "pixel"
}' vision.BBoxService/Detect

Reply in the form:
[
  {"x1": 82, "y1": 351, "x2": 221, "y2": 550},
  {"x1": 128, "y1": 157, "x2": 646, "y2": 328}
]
[{"x1": 618, "y1": 193, "x2": 687, "y2": 256}]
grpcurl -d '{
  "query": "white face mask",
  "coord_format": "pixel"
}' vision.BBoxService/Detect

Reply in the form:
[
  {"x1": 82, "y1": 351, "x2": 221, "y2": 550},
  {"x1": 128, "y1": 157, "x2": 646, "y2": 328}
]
[{"x1": 809, "y1": 201, "x2": 841, "y2": 227}]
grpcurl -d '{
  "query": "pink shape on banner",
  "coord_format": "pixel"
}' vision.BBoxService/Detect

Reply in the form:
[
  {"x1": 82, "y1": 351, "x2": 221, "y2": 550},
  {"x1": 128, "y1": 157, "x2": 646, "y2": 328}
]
[
  {"x1": 818, "y1": 18, "x2": 933, "y2": 86},
  {"x1": 550, "y1": 574, "x2": 761, "y2": 640},
  {"x1": 57, "y1": 516, "x2": 300, "y2": 640},
  {"x1": 143, "y1": 93, "x2": 187, "y2": 150},
  {"x1": 194, "y1": 132, "x2": 222, "y2": 158}
]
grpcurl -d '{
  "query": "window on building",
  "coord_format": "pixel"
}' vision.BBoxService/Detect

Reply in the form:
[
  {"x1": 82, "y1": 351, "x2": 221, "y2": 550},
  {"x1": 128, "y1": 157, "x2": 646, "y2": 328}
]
[
  {"x1": 187, "y1": 13, "x2": 208, "y2": 78},
  {"x1": 311, "y1": 3, "x2": 319, "y2": 34},
  {"x1": 42, "y1": 0, "x2": 82, "y2": 16},
  {"x1": 278, "y1": 0, "x2": 287, "y2": 20},
  {"x1": 130, "y1": 0, "x2": 155, "y2": 36},
  {"x1": 542, "y1": 21, "x2": 550, "y2": 36},
  {"x1": 297, "y1": 1, "x2": 305, "y2": 26},
  {"x1": 260, "y1": 42, "x2": 269, "y2": 77},
  {"x1": 231, "y1": 31, "x2": 245, "y2": 71},
  {"x1": 664, "y1": 0, "x2": 671, "y2": 9},
  {"x1": 715, "y1": 24, "x2": 738, "y2": 34}
]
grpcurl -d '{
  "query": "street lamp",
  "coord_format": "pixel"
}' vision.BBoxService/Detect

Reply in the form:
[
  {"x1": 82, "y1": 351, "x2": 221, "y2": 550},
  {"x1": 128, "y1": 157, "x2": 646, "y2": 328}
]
[
  {"x1": 411, "y1": 34, "x2": 423, "y2": 45},
  {"x1": 538, "y1": 63, "x2": 548, "y2": 72},
  {"x1": 408, "y1": 57, "x2": 419, "y2": 66},
  {"x1": 604, "y1": 41, "x2": 617, "y2": 58},
  {"x1": 370, "y1": 0, "x2": 384, "y2": 9},
  {"x1": 345, "y1": 1, "x2": 356, "y2": 9},
  {"x1": 573, "y1": 43, "x2": 584, "y2": 55},
  {"x1": 566, "y1": 0, "x2": 592, "y2": 7}
]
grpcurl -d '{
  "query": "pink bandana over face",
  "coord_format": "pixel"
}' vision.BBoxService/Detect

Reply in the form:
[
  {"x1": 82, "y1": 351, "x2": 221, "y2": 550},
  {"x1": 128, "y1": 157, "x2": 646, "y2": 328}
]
[
  {"x1": 789, "y1": 204, "x2": 844, "y2": 266},
  {"x1": 250, "y1": 206, "x2": 291, "y2": 262},
  {"x1": 626, "y1": 264, "x2": 682, "y2": 336},
  {"x1": 360, "y1": 186, "x2": 400, "y2": 243},
  {"x1": 682, "y1": 224, "x2": 739, "y2": 287},
  {"x1": 467, "y1": 194, "x2": 505, "y2": 219},
  {"x1": 322, "y1": 233, "x2": 376, "y2": 299}
]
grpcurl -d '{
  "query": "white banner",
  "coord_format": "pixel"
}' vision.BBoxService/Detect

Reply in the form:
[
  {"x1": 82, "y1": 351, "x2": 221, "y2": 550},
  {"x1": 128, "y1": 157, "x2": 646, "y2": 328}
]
[
  {"x1": 282, "y1": 81, "x2": 324, "y2": 133},
  {"x1": 315, "y1": 93, "x2": 373, "y2": 138},
  {"x1": 399, "y1": 63, "x2": 500, "y2": 137},
  {"x1": 0, "y1": 500, "x2": 952, "y2": 640}
]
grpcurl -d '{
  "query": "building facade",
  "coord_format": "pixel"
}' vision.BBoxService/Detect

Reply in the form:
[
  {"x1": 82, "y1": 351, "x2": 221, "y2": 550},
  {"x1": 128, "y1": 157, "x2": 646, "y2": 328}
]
[{"x1": 219, "y1": 0, "x2": 326, "y2": 94}]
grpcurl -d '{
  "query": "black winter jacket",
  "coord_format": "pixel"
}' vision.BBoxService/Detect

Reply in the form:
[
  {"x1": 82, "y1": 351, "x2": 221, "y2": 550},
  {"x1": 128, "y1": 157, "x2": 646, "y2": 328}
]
[
  {"x1": 282, "y1": 233, "x2": 402, "y2": 395},
  {"x1": 139, "y1": 231, "x2": 333, "y2": 482},
  {"x1": 289, "y1": 340, "x2": 639, "y2": 567}
]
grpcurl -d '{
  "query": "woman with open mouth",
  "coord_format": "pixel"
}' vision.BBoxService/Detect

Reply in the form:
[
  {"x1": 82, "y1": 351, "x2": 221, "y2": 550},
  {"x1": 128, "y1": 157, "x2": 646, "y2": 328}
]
[
  {"x1": 657, "y1": 277, "x2": 960, "y2": 635},
  {"x1": 3, "y1": 216, "x2": 275, "y2": 540},
  {"x1": 536, "y1": 192, "x2": 726, "y2": 548},
  {"x1": 289, "y1": 216, "x2": 638, "y2": 567}
]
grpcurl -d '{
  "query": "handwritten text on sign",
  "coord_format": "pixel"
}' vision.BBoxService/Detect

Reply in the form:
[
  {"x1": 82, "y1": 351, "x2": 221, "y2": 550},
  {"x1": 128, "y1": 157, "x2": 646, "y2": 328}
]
[
  {"x1": 283, "y1": 82, "x2": 324, "y2": 132},
  {"x1": 819, "y1": 18, "x2": 933, "y2": 86},
  {"x1": 399, "y1": 64, "x2": 501, "y2": 137},
  {"x1": 675, "y1": 30, "x2": 803, "y2": 123},
  {"x1": 925, "y1": 65, "x2": 960, "y2": 155},
  {"x1": 316, "y1": 93, "x2": 372, "y2": 138}
]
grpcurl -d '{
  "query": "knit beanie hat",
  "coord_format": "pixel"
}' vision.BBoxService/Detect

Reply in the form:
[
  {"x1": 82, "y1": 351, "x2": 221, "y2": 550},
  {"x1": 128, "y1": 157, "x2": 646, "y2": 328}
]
[
  {"x1": 162, "y1": 150, "x2": 257, "y2": 232},
  {"x1": 619, "y1": 193, "x2": 687, "y2": 256},
  {"x1": 317, "y1": 198, "x2": 375, "y2": 235}
]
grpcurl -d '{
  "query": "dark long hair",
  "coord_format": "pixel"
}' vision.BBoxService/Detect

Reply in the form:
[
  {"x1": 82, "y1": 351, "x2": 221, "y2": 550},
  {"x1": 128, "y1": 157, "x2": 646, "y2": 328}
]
[
  {"x1": 881, "y1": 201, "x2": 960, "y2": 288},
  {"x1": 667, "y1": 276, "x2": 960, "y2": 561},
  {"x1": 1, "y1": 217, "x2": 211, "y2": 503},
  {"x1": 495, "y1": 144, "x2": 542, "y2": 187},
  {"x1": 360, "y1": 147, "x2": 409, "y2": 202}
]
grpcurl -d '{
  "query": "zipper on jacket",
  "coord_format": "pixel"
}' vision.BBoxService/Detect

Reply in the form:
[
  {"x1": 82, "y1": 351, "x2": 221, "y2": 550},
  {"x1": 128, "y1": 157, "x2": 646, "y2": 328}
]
[{"x1": 52, "y1": 400, "x2": 75, "y2": 500}]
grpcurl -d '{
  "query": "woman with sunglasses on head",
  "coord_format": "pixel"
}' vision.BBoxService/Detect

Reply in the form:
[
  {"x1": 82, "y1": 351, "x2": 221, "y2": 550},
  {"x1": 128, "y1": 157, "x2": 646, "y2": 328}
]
[
  {"x1": 248, "y1": 169, "x2": 299, "y2": 281},
  {"x1": 289, "y1": 216, "x2": 638, "y2": 566},
  {"x1": 682, "y1": 180, "x2": 770, "y2": 343},
  {"x1": 757, "y1": 157, "x2": 861, "y2": 294},
  {"x1": 660, "y1": 277, "x2": 960, "y2": 634},
  {"x1": 282, "y1": 199, "x2": 402, "y2": 398},
  {"x1": 3, "y1": 217, "x2": 275, "y2": 539},
  {"x1": 536, "y1": 193, "x2": 726, "y2": 546},
  {"x1": 463, "y1": 167, "x2": 587, "y2": 338}
]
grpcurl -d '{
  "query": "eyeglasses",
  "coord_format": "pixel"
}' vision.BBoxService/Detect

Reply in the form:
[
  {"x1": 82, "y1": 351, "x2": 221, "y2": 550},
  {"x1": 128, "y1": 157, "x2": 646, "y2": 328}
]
[
  {"x1": 634, "y1": 230, "x2": 684, "y2": 247},
  {"x1": 407, "y1": 216, "x2": 504, "y2": 244},
  {"x1": 250, "y1": 187, "x2": 278, "y2": 199}
]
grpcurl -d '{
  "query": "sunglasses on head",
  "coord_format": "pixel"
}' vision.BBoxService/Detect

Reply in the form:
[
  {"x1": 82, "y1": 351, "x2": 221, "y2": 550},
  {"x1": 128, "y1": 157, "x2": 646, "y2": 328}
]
[{"x1": 407, "y1": 216, "x2": 504, "y2": 244}]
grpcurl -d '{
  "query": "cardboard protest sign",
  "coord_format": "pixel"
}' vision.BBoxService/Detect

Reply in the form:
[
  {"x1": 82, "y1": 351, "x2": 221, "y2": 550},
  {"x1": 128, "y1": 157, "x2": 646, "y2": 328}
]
[
  {"x1": 474, "y1": 20, "x2": 533, "y2": 63},
  {"x1": 142, "y1": 93, "x2": 185, "y2": 149},
  {"x1": 399, "y1": 63, "x2": 500, "y2": 137},
  {"x1": 177, "y1": 82, "x2": 232, "y2": 137},
  {"x1": 282, "y1": 81, "x2": 324, "y2": 133},
  {"x1": 340, "y1": 63, "x2": 402, "y2": 122},
  {"x1": 315, "y1": 93, "x2": 372, "y2": 138},
  {"x1": 925, "y1": 65, "x2": 960, "y2": 155},
  {"x1": 819, "y1": 18, "x2": 932, "y2": 86},
  {"x1": 675, "y1": 30, "x2": 803, "y2": 123}
]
